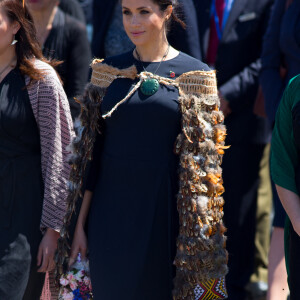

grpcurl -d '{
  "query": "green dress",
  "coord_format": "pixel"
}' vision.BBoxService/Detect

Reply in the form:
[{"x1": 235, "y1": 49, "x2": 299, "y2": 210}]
[{"x1": 271, "y1": 74, "x2": 300, "y2": 295}]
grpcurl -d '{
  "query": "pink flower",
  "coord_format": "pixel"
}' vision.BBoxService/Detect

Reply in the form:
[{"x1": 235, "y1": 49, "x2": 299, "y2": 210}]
[
  {"x1": 60, "y1": 278, "x2": 69, "y2": 286},
  {"x1": 83, "y1": 276, "x2": 90, "y2": 286},
  {"x1": 67, "y1": 273, "x2": 75, "y2": 281},
  {"x1": 70, "y1": 281, "x2": 78, "y2": 291},
  {"x1": 75, "y1": 270, "x2": 84, "y2": 281}
]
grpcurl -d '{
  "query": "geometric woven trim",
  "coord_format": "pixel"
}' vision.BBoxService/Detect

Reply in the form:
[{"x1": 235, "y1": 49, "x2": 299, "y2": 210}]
[{"x1": 194, "y1": 277, "x2": 228, "y2": 299}]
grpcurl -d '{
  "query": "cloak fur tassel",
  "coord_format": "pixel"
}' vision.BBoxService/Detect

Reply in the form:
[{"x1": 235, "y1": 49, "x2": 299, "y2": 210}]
[
  {"x1": 173, "y1": 71, "x2": 228, "y2": 299},
  {"x1": 55, "y1": 63, "x2": 110, "y2": 278}
]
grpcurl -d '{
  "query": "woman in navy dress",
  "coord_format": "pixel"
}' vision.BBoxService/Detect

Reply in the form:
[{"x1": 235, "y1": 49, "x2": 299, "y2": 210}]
[{"x1": 69, "y1": 0, "x2": 227, "y2": 299}]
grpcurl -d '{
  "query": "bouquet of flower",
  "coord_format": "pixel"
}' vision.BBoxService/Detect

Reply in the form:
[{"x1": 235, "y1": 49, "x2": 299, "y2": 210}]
[{"x1": 58, "y1": 254, "x2": 93, "y2": 300}]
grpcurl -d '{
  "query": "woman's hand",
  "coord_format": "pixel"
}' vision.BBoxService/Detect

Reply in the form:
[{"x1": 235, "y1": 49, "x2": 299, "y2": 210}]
[
  {"x1": 37, "y1": 228, "x2": 60, "y2": 272},
  {"x1": 68, "y1": 190, "x2": 92, "y2": 266},
  {"x1": 69, "y1": 224, "x2": 88, "y2": 267}
]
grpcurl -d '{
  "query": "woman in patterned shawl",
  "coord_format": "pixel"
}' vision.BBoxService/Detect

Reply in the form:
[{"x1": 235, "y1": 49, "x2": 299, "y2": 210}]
[
  {"x1": 0, "y1": 0, "x2": 73, "y2": 299},
  {"x1": 60, "y1": 0, "x2": 228, "y2": 299}
]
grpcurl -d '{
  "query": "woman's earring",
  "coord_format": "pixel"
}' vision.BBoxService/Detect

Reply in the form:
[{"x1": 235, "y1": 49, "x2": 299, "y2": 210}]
[{"x1": 11, "y1": 35, "x2": 18, "y2": 45}]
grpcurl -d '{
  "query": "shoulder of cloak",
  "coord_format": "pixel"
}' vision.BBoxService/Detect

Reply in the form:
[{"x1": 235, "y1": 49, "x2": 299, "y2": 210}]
[
  {"x1": 89, "y1": 58, "x2": 138, "y2": 88},
  {"x1": 177, "y1": 69, "x2": 218, "y2": 97}
]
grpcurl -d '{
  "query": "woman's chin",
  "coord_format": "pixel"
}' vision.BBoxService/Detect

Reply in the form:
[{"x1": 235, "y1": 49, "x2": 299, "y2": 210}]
[{"x1": 129, "y1": 35, "x2": 148, "y2": 46}]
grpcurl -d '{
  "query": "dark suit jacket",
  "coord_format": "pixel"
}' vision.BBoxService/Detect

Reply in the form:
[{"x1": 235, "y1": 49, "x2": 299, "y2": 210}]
[
  {"x1": 260, "y1": 0, "x2": 300, "y2": 126},
  {"x1": 92, "y1": 0, "x2": 201, "y2": 59},
  {"x1": 194, "y1": 0, "x2": 273, "y2": 144}
]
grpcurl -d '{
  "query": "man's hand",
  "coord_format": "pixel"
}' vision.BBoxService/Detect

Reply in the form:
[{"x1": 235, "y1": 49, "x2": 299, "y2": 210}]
[
  {"x1": 219, "y1": 92, "x2": 232, "y2": 117},
  {"x1": 37, "y1": 228, "x2": 60, "y2": 272}
]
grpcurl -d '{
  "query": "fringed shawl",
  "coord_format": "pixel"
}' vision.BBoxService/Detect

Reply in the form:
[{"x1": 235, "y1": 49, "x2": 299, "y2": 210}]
[{"x1": 56, "y1": 59, "x2": 228, "y2": 299}]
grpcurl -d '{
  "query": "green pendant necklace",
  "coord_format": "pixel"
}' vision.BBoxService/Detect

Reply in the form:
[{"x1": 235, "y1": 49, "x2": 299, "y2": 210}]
[{"x1": 135, "y1": 45, "x2": 170, "y2": 96}]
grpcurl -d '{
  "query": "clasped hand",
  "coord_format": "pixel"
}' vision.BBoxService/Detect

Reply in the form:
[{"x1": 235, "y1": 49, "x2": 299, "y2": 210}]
[{"x1": 69, "y1": 224, "x2": 88, "y2": 267}]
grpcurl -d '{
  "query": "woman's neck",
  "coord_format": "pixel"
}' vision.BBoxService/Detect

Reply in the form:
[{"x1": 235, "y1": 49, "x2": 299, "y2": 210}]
[
  {"x1": 29, "y1": 5, "x2": 58, "y2": 46},
  {"x1": 0, "y1": 48, "x2": 17, "y2": 82},
  {"x1": 135, "y1": 37, "x2": 170, "y2": 62},
  {"x1": 0, "y1": 47, "x2": 16, "y2": 68}
]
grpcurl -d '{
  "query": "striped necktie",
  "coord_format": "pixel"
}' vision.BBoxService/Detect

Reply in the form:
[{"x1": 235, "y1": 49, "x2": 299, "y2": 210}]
[{"x1": 206, "y1": 0, "x2": 226, "y2": 66}]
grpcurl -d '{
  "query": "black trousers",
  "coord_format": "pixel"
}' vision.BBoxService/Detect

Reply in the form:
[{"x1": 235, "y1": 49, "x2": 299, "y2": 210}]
[{"x1": 222, "y1": 143, "x2": 266, "y2": 300}]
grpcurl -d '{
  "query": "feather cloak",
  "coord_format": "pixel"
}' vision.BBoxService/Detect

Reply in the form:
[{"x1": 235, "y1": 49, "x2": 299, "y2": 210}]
[{"x1": 56, "y1": 59, "x2": 228, "y2": 300}]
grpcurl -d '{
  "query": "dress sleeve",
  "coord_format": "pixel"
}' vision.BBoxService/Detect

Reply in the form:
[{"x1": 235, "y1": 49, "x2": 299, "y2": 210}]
[
  {"x1": 28, "y1": 63, "x2": 75, "y2": 233},
  {"x1": 271, "y1": 76, "x2": 300, "y2": 195}
]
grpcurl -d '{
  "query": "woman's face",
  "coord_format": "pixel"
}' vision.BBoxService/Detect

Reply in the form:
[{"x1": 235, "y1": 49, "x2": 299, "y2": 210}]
[
  {"x1": 122, "y1": 0, "x2": 170, "y2": 47},
  {"x1": 0, "y1": 8, "x2": 19, "y2": 57},
  {"x1": 26, "y1": 0, "x2": 58, "y2": 12}
]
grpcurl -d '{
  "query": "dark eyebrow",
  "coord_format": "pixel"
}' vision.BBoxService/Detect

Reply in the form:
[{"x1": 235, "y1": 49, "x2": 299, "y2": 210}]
[{"x1": 122, "y1": 6, "x2": 150, "y2": 10}]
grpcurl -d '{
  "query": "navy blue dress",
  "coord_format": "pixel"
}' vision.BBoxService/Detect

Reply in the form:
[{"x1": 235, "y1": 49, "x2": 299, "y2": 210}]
[{"x1": 86, "y1": 51, "x2": 209, "y2": 300}]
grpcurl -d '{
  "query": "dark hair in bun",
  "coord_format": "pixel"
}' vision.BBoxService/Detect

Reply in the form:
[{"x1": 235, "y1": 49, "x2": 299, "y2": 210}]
[{"x1": 152, "y1": 0, "x2": 186, "y2": 29}]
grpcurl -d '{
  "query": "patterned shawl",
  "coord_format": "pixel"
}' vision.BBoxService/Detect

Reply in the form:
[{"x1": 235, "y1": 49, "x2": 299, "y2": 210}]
[
  {"x1": 25, "y1": 59, "x2": 74, "y2": 300},
  {"x1": 26, "y1": 59, "x2": 74, "y2": 233}
]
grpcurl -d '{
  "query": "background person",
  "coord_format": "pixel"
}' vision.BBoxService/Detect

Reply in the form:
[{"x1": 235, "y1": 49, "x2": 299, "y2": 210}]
[
  {"x1": 27, "y1": 0, "x2": 91, "y2": 119},
  {"x1": 0, "y1": 0, "x2": 73, "y2": 299},
  {"x1": 271, "y1": 75, "x2": 300, "y2": 300},
  {"x1": 260, "y1": 0, "x2": 300, "y2": 298},
  {"x1": 59, "y1": 0, "x2": 86, "y2": 24},
  {"x1": 77, "y1": 0, "x2": 93, "y2": 24}
]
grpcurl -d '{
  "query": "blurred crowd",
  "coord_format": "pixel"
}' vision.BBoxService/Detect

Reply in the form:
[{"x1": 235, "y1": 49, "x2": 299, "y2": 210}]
[{"x1": 32, "y1": 0, "x2": 299, "y2": 299}]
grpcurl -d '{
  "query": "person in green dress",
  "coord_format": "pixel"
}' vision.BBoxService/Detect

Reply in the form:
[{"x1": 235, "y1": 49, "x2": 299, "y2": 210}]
[{"x1": 271, "y1": 74, "x2": 300, "y2": 300}]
